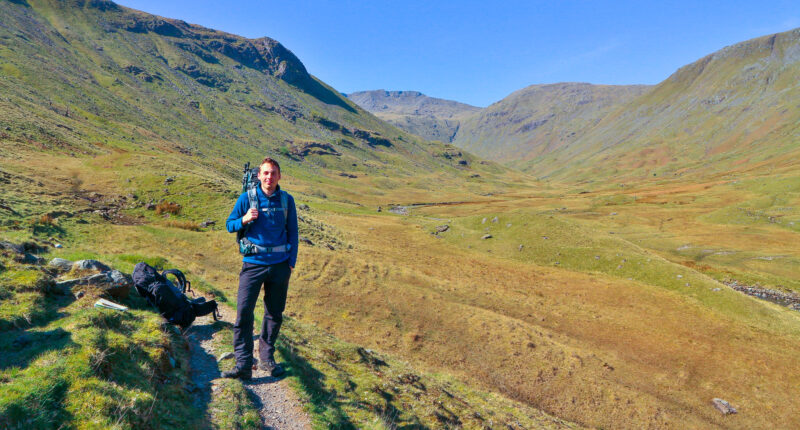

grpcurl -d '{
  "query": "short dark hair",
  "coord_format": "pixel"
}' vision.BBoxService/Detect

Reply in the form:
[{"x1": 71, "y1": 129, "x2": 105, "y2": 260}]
[{"x1": 259, "y1": 157, "x2": 281, "y2": 174}]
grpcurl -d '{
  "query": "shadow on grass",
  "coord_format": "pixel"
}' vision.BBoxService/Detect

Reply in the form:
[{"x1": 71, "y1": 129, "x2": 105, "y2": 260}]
[
  {"x1": 277, "y1": 339, "x2": 357, "y2": 430},
  {"x1": 0, "y1": 327, "x2": 74, "y2": 370},
  {"x1": 185, "y1": 319, "x2": 231, "y2": 413}
]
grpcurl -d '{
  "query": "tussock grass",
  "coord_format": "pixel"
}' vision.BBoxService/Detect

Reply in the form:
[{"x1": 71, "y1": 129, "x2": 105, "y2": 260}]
[
  {"x1": 155, "y1": 202, "x2": 182, "y2": 216},
  {"x1": 208, "y1": 379, "x2": 261, "y2": 429},
  {"x1": 164, "y1": 219, "x2": 201, "y2": 231}
]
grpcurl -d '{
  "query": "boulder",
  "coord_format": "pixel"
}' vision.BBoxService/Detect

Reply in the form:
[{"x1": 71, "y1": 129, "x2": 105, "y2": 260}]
[
  {"x1": 56, "y1": 269, "x2": 132, "y2": 299},
  {"x1": 72, "y1": 259, "x2": 111, "y2": 273},
  {"x1": 15, "y1": 253, "x2": 45, "y2": 265},
  {"x1": 48, "y1": 258, "x2": 74, "y2": 272}
]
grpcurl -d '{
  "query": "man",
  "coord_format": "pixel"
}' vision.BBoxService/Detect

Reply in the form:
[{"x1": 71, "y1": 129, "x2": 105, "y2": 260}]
[{"x1": 223, "y1": 157, "x2": 298, "y2": 380}]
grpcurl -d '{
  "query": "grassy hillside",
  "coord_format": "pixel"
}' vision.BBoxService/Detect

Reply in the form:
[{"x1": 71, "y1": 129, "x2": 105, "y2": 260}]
[
  {"x1": 525, "y1": 28, "x2": 800, "y2": 183},
  {"x1": 0, "y1": 0, "x2": 513, "y2": 196},
  {"x1": 452, "y1": 83, "x2": 651, "y2": 166},
  {"x1": 347, "y1": 90, "x2": 481, "y2": 143}
]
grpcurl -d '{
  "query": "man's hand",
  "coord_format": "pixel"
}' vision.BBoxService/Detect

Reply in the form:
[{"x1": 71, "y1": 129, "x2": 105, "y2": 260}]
[{"x1": 242, "y1": 208, "x2": 259, "y2": 225}]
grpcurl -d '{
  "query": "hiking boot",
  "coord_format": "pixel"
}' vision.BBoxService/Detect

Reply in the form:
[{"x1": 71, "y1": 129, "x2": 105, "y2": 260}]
[
  {"x1": 221, "y1": 366, "x2": 252, "y2": 380},
  {"x1": 259, "y1": 357, "x2": 285, "y2": 377}
]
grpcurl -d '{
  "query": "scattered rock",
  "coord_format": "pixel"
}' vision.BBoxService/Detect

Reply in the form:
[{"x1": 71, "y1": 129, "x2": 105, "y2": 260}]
[
  {"x1": 164, "y1": 176, "x2": 175, "y2": 184},
  {"x1": 491, "y1": 216, "x2": 498, "y2": 223},
  {"x1": 74, "y1": 290, "x2": 85, "y2": 300},
  {"x1": 218, "y1": 352, "x2": 235, "y2": 362},
  {"x1": 376, "y1": 206, "x2": 382, "y2": 212},
  {"x1": 15, "y1": 253, "x2": 45, "y2": 265},
  {"x1": 146, "y1": 202, "x2": 156, "y2": 210},
  {"x1": 199, "y1": 220, "x2": 216, "y2": 228},
  {"x1": 299, "y1": 237, "x2": 314, "y2": 246},
  {"x1": 481, "y1": 234, "x2": 492, "y2": 240},
  {"x1": 711, "y1": 398, "x2": 737, "y2": 415},
  {"x1": 48, "y1": 258, "x2": 74, "y2": 272},
  {"x1": 57, "y1": 269, "x2": 132, "y2": 299},
  {"x1": 676, "y1": 274, "x2": 683, "y2": 279},
  {"x1": 518, "y1": 244, "x2": 523, "y2": 251},
  {"x1": 506, "y1": 223, "x2": 512, "y2": 228},
  {"x1": 435, "y1": 225, "x2": 449, "y2": 233},
  {"x1": 72, "y1": 259, "x2": 111, "y2": 273},
  {"x1": 481, "y1": 217, "x2": 487, "y2": 224},
  {"x1": 542, "y1": 236, "x2": 549, "y2": 240},
  {"x1": 54, "y1": 244, "x2": 63, "y2": 249},
  {"x1": 298, "y1": 204, "x2": 310, "y2": 211}
]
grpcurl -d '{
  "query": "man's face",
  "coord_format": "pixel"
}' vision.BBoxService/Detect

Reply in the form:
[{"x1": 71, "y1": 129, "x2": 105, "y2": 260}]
[{"x1": 258, "y1": 163, "x2": 281, "y2": 191}]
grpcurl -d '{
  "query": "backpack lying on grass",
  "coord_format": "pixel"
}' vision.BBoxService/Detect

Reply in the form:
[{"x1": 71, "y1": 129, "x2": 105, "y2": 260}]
[{"x1": 132, "y1": 263, "x2": 220, "y2": 329}]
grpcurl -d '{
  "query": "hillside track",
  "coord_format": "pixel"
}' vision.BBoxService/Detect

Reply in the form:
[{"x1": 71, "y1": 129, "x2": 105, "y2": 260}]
[{"x1": 187, "y1": 304, "x2": 311, "y2": 430}]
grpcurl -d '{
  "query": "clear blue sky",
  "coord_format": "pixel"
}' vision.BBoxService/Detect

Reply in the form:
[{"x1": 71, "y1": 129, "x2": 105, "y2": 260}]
[{"x1": 117, "y1": 0, "x2": 798, "y2": 107}]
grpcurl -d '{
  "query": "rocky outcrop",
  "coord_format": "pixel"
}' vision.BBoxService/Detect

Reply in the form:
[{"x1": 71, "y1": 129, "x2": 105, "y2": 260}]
[{"x1": 289, "y1": 141, "x2": 340, "y2": 158}]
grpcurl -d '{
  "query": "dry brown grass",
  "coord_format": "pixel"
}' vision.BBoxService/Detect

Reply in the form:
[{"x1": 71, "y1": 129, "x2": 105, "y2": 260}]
[
  {"x1": 279, "y1": 211, "x2": 800, "y2": 430},
  {"x1": 37, "y1": 213, "x2": 55, "y2": 225},
  {"x1": 163, "y1": 220, "x2": 200, "y2": 231},
  {"x1": 155, "y1": 202, "x2": 182, "y2": 215}
]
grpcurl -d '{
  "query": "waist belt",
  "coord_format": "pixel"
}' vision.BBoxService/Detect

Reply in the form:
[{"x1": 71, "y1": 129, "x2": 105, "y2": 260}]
[{"x1": 251, "y1": 244, "x2": 288, "y2": 253}]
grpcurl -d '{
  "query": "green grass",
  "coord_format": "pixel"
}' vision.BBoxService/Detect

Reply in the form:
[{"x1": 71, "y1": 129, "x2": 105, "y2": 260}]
[{"x1": 0, "y1": 252, "x2": 205, "y2": 429}]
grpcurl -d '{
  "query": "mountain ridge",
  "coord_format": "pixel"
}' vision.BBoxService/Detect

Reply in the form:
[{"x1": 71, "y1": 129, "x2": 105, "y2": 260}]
[{"x1": 347, "y1": 89, "x2": 481, "y2": 143}]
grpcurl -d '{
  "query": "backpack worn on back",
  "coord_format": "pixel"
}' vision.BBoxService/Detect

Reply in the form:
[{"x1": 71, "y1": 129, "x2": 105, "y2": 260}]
[
  {"x1": 237, "y1": 162, "x2": 288, "y2": 256},
  {"x1": 132, "y1": 262, "x2": 220, "y2": 329}
]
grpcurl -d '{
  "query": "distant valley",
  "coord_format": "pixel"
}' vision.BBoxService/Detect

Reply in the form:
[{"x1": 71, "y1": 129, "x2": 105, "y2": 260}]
[{"x1": 352, "y1": 28, "x2": 800, "y2": 182}]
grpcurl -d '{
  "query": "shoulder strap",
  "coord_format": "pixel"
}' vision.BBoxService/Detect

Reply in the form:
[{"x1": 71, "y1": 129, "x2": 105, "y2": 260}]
[
  {"x1": 280, "y1": 190, "x2": 288, "y2": 220},
  {"x1": 162, "y1": 269, "x2": 191, "y2": 294}
]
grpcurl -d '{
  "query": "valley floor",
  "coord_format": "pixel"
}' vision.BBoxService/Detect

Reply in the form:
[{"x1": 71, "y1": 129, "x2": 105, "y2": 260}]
[{"x1": 3, "y1": 150, "x2": 800, "y2": 429}]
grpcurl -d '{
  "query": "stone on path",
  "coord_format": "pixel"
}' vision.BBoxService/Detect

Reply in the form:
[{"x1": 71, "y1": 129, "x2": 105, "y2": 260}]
[{"x1": 217, "y1": 352, "x2": 235, "y2": 362}]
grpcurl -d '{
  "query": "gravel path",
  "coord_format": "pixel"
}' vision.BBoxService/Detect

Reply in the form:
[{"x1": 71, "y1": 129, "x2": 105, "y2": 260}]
[{"x1": 187, "y1": 304, "x2": 312, "y2": 430}]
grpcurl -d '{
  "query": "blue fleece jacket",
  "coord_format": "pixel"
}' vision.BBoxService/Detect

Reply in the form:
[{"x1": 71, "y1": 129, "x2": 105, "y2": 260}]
[{"x1": 226, "y1": 185, "x2": 299, "y2": 267}]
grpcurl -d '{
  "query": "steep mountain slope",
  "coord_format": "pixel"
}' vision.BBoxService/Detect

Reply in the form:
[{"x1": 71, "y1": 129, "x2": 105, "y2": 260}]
[
  {"x1": 347, "y1": 90, "x2": 481, "y2": 142},
  {"x1": 452, "y1": 83, "x2": 651, "y2": 165},
  {"x1": 527, "y1": 28, "x2": 800, "y2": 182},
  {"x1": 0, "y1": 0, "x2": 505, "y2": 191}
]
